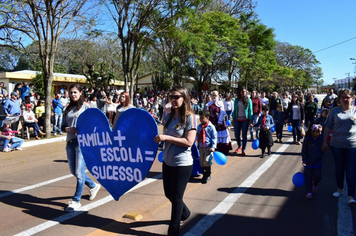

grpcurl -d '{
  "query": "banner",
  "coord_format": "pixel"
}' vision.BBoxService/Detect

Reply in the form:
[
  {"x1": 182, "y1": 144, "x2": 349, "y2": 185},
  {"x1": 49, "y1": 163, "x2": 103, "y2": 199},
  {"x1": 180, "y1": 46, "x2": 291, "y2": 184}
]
[{"x1": 77, "y1": 108, "x2": 158, "y2": 201}]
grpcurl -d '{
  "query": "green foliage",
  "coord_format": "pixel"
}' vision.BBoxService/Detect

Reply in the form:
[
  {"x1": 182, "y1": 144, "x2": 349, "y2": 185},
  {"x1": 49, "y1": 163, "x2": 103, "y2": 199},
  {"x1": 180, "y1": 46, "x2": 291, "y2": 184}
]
[
  {"x1": 182, "y1": 11, "x2": 249, "y2": 92},
  {"x1": 32, "y1": 73, "x2": 54, "y2": 99},
  {"x1": 151, "y1": 72, "x2": 173, "y2": 91},
  {"x1": 238, "y1": 13, "x2": 277, "y2": 91},
  {"x1": 274, "y1": 42, "x2": 323, "y2": 91}
]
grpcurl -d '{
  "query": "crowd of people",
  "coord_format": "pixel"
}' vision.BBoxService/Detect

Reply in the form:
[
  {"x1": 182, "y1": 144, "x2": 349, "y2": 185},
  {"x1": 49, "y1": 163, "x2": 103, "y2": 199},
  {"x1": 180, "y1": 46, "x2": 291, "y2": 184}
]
[{"x1": 2, "y1": 80, "x2": 356, "y2": 235}]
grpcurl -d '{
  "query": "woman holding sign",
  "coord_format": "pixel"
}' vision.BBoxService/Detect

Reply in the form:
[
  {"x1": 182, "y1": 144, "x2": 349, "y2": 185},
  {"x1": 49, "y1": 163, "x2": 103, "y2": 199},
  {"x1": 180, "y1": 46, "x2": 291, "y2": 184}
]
[
  {"x1": 63, "y1": 84, "x2": 101, "y2": 212},
  {"x1": 154, "y1": 86, "x2": 197, "y2": 236}
]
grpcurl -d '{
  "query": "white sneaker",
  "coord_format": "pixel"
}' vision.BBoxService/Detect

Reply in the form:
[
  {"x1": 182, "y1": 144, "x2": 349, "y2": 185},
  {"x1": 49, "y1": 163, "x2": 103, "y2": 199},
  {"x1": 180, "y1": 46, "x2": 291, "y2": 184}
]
[
  {"x1": 3, "y1": 148, "x2": 12, "y2": 152},
  {"x1": 14, "y1": 147, "x2": 23, "y2": 151},
  {"x1": 89, "y1": 184, "x2": 101, "y2": 200},
  {"x1": 65, "y1": 201, "x2": 81, "y2": 212}
]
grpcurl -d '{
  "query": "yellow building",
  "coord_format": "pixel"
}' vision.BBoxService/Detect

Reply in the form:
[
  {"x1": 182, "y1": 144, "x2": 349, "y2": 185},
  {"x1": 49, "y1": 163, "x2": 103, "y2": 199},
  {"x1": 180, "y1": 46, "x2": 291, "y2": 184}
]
[{"x1": 0, "y1": 70, "x2": 124, "y2": 94}]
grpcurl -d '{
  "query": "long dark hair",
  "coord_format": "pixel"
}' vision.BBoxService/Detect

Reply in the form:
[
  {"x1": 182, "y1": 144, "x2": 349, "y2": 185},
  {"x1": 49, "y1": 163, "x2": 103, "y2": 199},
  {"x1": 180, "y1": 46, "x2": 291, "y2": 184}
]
[
  {"x1": 164, "y1": 86, "x2": 192, "y2": 130},
  {"x1": 291, "y1": 94, "x2": 300, "y2": 105},
  {"x1": 237, "y1": 86, "x2": 249, "y2": 107},
  {"x1": 64, "y1": 84, "x2": 85, "y2": 117}
]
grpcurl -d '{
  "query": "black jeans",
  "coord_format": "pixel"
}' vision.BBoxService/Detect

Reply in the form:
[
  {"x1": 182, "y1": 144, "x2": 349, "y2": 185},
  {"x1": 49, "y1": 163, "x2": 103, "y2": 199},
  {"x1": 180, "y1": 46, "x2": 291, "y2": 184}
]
[
  {"x1": 163, "y1": 162, "x2": 192, "y2": 236},
  {"x1": 276, "y1": 123, "x2": 283, "y2": 140}
]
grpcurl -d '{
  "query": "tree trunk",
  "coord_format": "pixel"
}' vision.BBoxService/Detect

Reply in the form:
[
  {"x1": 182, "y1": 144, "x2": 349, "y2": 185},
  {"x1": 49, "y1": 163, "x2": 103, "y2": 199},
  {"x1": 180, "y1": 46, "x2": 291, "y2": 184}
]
[{"x1": 43, "y1": 57, "x2": 54, "y2": 139}]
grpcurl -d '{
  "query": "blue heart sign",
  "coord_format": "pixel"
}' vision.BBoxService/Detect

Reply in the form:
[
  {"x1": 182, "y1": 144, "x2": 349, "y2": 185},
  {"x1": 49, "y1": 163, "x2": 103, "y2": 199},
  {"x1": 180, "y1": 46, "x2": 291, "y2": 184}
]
[{"x1": 76, "y1": 108, "x2": 159, "y2": 201}]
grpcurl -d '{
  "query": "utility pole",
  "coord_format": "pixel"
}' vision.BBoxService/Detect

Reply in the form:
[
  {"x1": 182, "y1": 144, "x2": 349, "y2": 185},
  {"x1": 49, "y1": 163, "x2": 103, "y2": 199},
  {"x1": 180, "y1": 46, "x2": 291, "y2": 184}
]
[
  {"x1": 350, "y1": 58, "x2": 356, "y2": 92},
  {"x1": 346, "y1": 73, "x2": 351, "y2": 89},
  {"x1": 351, "y1": 58, "x2": 356, "y2": 75}
]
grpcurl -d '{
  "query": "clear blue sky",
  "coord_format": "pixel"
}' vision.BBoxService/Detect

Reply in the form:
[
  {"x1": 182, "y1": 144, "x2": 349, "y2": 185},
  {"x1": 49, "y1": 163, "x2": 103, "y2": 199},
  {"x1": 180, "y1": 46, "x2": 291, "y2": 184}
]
[{"x1": 255, "y1": 0, "x2": 356, "y2": 85}]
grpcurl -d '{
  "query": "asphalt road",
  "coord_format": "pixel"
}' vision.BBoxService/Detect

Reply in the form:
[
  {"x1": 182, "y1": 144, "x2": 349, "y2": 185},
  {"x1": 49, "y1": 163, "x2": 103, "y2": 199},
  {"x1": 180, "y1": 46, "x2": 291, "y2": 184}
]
[{"x1": 0, "y1": 124, "x2": 355, "y2": 236}]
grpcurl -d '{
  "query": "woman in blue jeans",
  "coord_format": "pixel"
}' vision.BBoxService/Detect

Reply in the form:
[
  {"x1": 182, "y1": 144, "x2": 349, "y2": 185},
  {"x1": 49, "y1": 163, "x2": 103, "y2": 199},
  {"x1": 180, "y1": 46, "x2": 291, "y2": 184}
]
[
  {"x1": 232, "y1": 86, "x2": 253, "y2": 156},
  {"x1": 285, "y1": 93, "x2": 305, "y2": 145},
  {"x1": 63, "y1": 84, "x2": 101, "y2": 212},
  {"x1": 323, "y1": 89, "x2": 356, "y2": 204}
]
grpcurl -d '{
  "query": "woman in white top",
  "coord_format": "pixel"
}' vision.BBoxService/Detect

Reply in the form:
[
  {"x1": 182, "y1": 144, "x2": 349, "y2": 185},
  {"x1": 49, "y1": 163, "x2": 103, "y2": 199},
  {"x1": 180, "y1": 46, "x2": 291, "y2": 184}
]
[
  {"x1": 112, "y1": 91, "x2": 134, "y2": 127},
  {"x1": 102, "y1": 94, "x2": 117, "y2": 127},
  {"x1": 285, "y1": 93, "x2": 304, "y2": 144},
  {"x1": 224, "y1": 93, "x2": 234, "y2": 120},
  {"x1": 22, "y1": 104, "x2": 45, "y2": 139}
]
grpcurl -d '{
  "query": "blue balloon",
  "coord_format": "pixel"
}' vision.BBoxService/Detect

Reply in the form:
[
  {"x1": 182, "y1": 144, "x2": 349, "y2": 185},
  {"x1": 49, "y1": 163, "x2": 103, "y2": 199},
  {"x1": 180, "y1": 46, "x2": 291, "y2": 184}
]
[
  {"x1": 252, "y1": 139, "x2": 259, "y2": 150},
  {"x1": 214, "y1": 151, "x2": 227, "y2": 165},
  {"x1": 226, "y1": 120, "x2": 231, "y2": 126},
  {"x1": 288, "y1": 125, "x2": 293, "y2": 132},
  {"x1": 270, "y1": 126, "x2": 276, "y2": 133},
  {"x1": 158, "y1": 151, "x2": 163, "y2": 162},
  {"x1": 292, "y1": 172, "x2": 305, "y2": 187}
]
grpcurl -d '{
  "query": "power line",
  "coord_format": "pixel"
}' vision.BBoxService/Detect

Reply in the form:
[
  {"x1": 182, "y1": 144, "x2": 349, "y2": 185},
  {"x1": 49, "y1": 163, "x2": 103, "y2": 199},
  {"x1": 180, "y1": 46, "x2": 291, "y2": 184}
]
[{"x1": 313, "y1": 36, "x2": 356, "y2": 54}]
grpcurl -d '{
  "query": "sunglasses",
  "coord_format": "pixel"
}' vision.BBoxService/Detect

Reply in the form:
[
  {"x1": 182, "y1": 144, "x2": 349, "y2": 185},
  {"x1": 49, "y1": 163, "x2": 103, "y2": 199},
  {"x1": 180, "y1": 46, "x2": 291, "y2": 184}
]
[{"x1": 169, "y1": 95, "x2": 183, "y2": 100}]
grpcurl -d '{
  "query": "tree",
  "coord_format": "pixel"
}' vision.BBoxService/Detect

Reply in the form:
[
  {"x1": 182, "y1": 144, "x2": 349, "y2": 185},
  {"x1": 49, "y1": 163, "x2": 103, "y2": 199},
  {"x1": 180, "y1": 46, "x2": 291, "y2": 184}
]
[
  {"x1": 200, "y1": 0, "x2": 256, "y2": 17},
  {"x1": 238, "y1": 13, "x2": 277, "y2": 91},
  {"x1": 274, "y1": 42, "x2": 323, "y2": 91},
  {"x1": 151, "y1": 71, "x2": 173, "y2": 91},
  {"x1": 0, "y1": 0, "x2": 96, "y2": 138},
  {"x1": 0, "y1": 47, "x2": 22, "y2": 71},
  {"x1": 183, "y1": 11, "x2": 249, "y2": 92},
  {"x1": 103, "y1": 0, "x2": 204, "y2": 100},
  {"x1": 55, "y1": 35, "x2": 123, "y2": 88}
]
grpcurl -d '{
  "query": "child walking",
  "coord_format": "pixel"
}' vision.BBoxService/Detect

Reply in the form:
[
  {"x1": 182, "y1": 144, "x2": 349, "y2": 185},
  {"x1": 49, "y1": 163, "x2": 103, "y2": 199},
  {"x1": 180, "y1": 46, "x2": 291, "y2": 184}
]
[
  {"x1": 197, "y1": 110, "x2": 217, "y2": 184},
  {"x1": 273, "y1": 104, "x2": 284, "y2": 143},
  {"x1": 302, "y1": 123, "x2": 323, "y2": 199},
  {"x1": 255, "y1": 105, "x2": 275, "y2": 158}
]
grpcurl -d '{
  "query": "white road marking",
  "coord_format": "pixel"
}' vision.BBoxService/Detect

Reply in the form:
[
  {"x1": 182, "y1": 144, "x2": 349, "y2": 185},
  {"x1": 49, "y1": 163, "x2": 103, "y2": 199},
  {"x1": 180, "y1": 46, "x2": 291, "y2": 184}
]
[
  {"x1": 185, "y1": 137, "x2": 284, "y2": 235},
  {"x1": 0, "y1": 174, "x2": 73, "y2": 198},
  {"x1": 7, "y1": 133, "x2": 352, "y2": 236},
  {"x1": 13, "y1": 174, "x2": 162, "y2": 236}
]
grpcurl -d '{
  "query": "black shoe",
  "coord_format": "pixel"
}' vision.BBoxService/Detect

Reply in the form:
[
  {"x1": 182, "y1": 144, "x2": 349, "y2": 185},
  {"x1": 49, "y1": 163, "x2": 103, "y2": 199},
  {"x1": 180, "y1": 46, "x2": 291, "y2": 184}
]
[
  {"x1": 202, "y1": 176, "x2": 211, "y2": 184},
  {"x1": 268, "y1": 149, "x2": 271, "y2": 155}
]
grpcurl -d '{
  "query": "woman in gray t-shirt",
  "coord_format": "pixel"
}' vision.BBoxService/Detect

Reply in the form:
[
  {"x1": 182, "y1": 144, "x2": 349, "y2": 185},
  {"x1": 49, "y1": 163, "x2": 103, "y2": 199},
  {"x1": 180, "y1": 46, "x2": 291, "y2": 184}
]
[
  {"x1": 153, "y1": 86, "x2": 197, "y2": 235},
  {"x1": 323, "y1": 89, "x2": 356, "y2": 204},
  {"x1": 63, "y1": 84, "x2": 101, "y2": 212}
]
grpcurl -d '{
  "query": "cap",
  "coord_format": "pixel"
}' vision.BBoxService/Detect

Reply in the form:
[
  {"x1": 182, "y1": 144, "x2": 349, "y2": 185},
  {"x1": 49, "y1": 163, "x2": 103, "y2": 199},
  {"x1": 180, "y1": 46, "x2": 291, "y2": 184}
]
[
  {"x1": 11, "y1": 91, "x2": 18, "y2": 96},
  {"x1": 25, "y1": 103, "x2": 33, "y2": 108}
]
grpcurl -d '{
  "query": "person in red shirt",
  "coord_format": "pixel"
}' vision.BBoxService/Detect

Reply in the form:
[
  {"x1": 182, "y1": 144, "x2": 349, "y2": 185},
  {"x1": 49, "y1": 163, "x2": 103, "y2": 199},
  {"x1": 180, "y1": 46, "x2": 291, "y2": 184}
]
[{"x1": 249, "y1": 91, "x2": 262, "y2": 141}]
